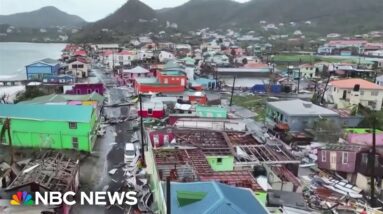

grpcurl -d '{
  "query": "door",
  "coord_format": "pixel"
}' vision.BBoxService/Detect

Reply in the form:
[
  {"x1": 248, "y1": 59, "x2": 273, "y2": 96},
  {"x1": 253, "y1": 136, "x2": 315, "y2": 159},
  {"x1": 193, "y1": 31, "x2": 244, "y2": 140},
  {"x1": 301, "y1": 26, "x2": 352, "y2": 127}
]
[
  {"x1": 330, "y1": 152, "x2": 337, "y2": 170},
  {"x1": 163, "y1": 134, "x2": 169, "y2": 144},
  {"x1": 342, "y1": 90, "x2": 347, "y2": 99}
]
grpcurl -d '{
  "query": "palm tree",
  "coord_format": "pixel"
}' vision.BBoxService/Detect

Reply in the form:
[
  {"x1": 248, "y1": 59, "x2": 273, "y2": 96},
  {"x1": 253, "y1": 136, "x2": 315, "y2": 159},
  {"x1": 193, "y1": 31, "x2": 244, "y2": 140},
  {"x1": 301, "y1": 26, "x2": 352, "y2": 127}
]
[{"x1": 0, "y1": 118, "x2": 14, "y2": 164}]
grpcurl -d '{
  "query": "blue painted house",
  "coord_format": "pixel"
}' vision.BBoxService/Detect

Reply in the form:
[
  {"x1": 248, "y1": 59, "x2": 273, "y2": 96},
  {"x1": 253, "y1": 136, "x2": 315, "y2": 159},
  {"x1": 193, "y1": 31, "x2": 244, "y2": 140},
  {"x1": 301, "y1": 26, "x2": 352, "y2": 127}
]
[
  {"x1": 170, "y1": 181, "x2": 269, "y2": 214},
  {"x1": 26, "y1": 58, "x2": 61, "y2": 81}
]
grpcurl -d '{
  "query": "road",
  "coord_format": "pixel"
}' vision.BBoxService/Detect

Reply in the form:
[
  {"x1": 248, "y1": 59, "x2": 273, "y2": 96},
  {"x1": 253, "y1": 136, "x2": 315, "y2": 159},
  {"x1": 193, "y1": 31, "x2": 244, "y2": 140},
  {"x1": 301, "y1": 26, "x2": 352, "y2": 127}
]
[{"x1": 72, "y1": 67, "x2": 136, "y2": 214}]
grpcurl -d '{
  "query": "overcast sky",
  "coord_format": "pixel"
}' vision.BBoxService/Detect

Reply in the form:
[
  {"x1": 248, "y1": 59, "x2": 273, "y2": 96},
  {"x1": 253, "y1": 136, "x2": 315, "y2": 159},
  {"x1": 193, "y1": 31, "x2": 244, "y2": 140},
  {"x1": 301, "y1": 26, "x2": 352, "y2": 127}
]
[{"x1": 0, "y1": 0, "x2": 250, "y2": 22}]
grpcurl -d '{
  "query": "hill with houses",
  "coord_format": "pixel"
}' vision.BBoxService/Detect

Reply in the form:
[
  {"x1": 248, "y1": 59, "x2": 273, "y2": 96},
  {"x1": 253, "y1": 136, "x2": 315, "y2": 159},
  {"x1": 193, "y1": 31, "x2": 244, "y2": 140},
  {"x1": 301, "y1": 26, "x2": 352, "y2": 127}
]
[{"x1": 71, "y1": 0, "x2": 383, "y2": 42}]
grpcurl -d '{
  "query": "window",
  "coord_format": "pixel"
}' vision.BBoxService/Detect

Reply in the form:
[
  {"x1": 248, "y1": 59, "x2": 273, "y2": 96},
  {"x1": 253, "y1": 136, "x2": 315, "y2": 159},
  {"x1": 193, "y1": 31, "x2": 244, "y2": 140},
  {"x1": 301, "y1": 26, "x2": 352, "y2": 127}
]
[
  {"x1": 342, "y1": 152, "x2": 349, "y2": 164},
  {"x1": 78, "y1": 64, "x2": 84, "y2": 68},
  {"x1": 333, "y1": 87, "x2": 336, "y2": 92},
  {"x1": 95, "y1": 89, "x2": 99, "y2": 93},
  {"x1": 87, "y1": 89, "x2": 92, "y2": 94},
  {"x1": 72, "y1": 137, "x2": 78, "y2": 149},
  {"x1": 360, "y1": 90, "x2": 364, "y2": 95},
  {"x1": 76, "y1": 89, "x2": 81, "y2": 94},
  {"x1": 69, "y1": 122, "x2": 77, "y2": 129},
  {"x1": 148, "y1": 108, "x2": 153, "y2": 115},
  {"x1": 217, "y1": 158, "x2": 223, "y2": 165},
  {"x1": 321, "y1": 150, "x2": 327, "y2": 162},
  {"x1": 371, "y1": 91, "x2": 379, "y2": 96}
]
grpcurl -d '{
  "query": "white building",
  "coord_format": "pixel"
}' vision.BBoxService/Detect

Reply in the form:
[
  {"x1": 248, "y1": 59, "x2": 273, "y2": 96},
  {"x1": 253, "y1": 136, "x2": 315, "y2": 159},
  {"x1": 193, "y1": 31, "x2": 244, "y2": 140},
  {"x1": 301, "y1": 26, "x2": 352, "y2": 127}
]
[
  {"x1": 159, "y1": 51, "x2": 175, "y2": 63},
  {"x1": 68, "y1": 59, "x2": 90, "y2": 78},
  {"x1": 326, "y1": 78, "x2": 383, "y2": 111}
]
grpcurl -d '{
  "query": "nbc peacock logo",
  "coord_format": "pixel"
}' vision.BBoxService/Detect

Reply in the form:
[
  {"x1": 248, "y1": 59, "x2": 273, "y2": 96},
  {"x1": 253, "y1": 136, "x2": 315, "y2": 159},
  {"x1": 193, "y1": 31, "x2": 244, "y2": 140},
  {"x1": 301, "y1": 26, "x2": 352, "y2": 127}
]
[{"x1": 10, "y1": 191, "x2": 35, "y2": 206}]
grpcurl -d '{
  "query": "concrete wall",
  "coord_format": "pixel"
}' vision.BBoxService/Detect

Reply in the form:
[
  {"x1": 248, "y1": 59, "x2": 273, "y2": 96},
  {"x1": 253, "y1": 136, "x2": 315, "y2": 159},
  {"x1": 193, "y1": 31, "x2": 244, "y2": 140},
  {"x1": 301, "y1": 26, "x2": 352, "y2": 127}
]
[
  {"x1": 329, "y1": 85, "x2": 383, "y2": 111},
  {"x1": 355, "y1": 173, "x2": 383, "y2": 195},
  {"x1": 69, "y1": 62, "x2": 89, "y2": 78}
]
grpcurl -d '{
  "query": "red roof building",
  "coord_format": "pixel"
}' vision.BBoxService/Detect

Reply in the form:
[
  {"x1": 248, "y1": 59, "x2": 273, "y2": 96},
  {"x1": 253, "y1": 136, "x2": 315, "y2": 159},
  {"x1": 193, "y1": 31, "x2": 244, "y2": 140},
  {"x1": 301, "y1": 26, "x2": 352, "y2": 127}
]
[{"x1": 138, "y1": 102, "x2": 165, "y2": 119}]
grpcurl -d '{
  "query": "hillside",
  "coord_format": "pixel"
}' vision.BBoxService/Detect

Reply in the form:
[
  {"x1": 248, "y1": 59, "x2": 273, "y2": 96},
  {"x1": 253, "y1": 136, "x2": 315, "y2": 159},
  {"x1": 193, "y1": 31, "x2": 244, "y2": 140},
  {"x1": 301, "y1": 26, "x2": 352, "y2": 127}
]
[
  {"x1": 71, "y1": 0, "x2": 383, "y2": 42},
  {"x1": 159, "y1": 0, "x2": 241, "y2": 29},
  {"x1": 0, "y1": 6, "x2": 86, "y2": 28},
  {"x1": 72, "y1": 0, "x2": 161, "y2": 42},
  {"x1": 160, "y1": 0, "x2": 383, "y2": 33},
  {"x1": 232, "y1": 0, "x2": 383, "y2": 33}
]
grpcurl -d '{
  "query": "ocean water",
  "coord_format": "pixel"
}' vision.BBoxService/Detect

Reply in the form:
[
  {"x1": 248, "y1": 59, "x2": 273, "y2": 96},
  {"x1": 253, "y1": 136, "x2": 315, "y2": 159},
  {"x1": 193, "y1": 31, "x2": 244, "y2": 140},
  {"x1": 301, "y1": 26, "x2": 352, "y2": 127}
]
[{"x1": 0, "y1": 42, "x2": 66, "y2": 79}]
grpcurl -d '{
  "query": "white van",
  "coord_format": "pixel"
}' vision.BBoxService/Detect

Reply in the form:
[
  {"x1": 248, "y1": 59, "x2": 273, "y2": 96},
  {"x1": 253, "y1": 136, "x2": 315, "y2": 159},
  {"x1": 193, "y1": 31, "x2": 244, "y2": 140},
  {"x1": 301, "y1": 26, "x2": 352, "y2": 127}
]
[{"x1": 124, "y1": 143, "x2": 136, "y2": 163}]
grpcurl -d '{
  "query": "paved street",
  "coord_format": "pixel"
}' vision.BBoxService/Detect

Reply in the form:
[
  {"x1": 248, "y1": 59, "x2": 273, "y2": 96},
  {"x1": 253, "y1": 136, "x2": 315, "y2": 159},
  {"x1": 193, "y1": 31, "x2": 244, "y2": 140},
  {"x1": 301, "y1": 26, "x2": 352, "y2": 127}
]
[{"x1": 72, "y1": 66, "x2": 135, "y2": 214}]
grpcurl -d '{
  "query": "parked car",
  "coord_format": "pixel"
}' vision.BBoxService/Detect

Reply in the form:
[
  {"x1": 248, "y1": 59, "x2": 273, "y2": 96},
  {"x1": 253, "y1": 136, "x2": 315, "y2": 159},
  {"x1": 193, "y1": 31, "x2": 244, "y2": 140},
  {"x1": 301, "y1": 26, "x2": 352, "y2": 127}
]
[{"x1": 124, "y1": 143, "x2": 137, "y2": 163}]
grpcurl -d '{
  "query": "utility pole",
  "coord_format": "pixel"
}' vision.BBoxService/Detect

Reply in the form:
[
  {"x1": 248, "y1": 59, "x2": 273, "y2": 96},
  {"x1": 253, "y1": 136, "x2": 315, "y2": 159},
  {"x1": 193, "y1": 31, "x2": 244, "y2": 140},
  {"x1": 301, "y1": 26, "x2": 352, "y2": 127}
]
[
  {"x1": 166, "y1": 177, "x2": 171, "y2": 214},
  {"x1": 139, "y1": 94, "x2": 146, "y2": 167},
  {"x1": 229, "y1": 76, "x2": 236, "y2": 106},
  {"x1": 370, "y1": 116, "x2": 376, "y2": 207},
  {"x1": 297, "y1": 68, "x2": 301, "y2": 94},
  {"x1": 112, "y1": 50, "x2": 115, "y2": 73}
]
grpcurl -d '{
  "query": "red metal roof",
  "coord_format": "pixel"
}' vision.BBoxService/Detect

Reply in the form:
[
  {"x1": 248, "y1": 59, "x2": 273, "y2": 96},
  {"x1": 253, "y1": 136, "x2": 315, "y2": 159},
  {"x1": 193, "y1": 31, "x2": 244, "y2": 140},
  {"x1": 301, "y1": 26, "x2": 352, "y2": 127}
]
[
  {"x1": 74, "y1": 50, "x2": 87, "y2": 56},
  {"x1": 330, "y1": 78, "x2": 383, "y2": 90}
]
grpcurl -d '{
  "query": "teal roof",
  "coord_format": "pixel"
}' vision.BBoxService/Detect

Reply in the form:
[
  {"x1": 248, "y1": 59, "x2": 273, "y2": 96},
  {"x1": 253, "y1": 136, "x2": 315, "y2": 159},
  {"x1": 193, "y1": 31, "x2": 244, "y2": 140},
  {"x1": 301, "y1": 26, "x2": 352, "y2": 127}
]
[
  {"x1": 0, "y1": 104, "x2": 94, "y2": 123},
  {"x1": 195, "y1": 78, "x2": 217, "y2": 85},
  {"x1": 164, "y1": 60, "x2": 184, "y2": 70},
  {"x1": 196, "y1": 106, "x2": 227, "y2": 114},
  {"x1": 171, "y1": 181, "x2": 268, "y2": 214},
  {"x1": 161, "y1": 70, "x2": 185, "y2": 76},
  {"x1": 19, "y1": 92, "x2": 105, "y2": 104},
  {"x1": 181, "y1": 57, "x2": 196, "y2": 65}
]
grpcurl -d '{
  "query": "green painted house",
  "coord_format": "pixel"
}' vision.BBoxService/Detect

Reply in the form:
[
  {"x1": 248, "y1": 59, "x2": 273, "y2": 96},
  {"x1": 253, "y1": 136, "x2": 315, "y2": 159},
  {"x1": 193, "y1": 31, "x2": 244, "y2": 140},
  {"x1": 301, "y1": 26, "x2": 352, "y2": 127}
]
[
  {"x1": 0, "y1": 104, "x2": 97, "y2": 152},
  {"x1": 196, "y1": 106, "x2": 228, "y2": 118},
  {"x1": 206, "y1": 156, "x2": 234, "y2": 171}
]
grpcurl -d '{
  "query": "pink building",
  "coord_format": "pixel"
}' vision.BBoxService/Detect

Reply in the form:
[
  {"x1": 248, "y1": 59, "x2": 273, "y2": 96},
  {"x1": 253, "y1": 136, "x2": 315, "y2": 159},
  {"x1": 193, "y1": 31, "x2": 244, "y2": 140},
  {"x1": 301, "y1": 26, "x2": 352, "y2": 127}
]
[{"x1": 122, "y1": 66, "x2": 153, "y2": 85}]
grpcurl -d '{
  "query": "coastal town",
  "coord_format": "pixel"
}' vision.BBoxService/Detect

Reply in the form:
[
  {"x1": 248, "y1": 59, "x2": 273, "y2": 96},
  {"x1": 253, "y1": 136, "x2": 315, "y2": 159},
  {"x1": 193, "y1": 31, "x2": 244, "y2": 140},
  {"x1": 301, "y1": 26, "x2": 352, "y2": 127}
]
[
  {"x1": 0, "y1": 0, "x2": 383, "y2": 213},
  {"x1": 0, "y1": 28, "x2": 383, "y2": 214}
]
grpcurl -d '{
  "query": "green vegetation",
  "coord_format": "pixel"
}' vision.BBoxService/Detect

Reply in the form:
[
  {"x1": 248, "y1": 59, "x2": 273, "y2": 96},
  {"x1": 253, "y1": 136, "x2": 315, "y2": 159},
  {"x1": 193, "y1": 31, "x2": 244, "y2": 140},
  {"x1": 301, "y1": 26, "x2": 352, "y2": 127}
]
[
  {"x1": 271, "y1": 54, "x2": 376, "y2": 65},
  {"x1": 14, "y1": 88, "x2": 49, "y2": 103},
  {"x1": 272, "y1": 55, "x2": 316, "y2": 63},
  {"x1": 231, "y1": 95, "x2": 267, "y2": 121},
  {"x1": 0, "y1": 6, "x2": 85, "y2": 28},
  {"x1": 357, "y1": 105, "x2": 383, "y2": 131},
  {"x1": 73, "y1": 0, "x2": 383, "y2": 41},
  {"x1": 160, "y1": 0, "x2": 383, "y2": 34},
  {"x1": 344, "y1": 128, "x2": 383, "y2": 134}
]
